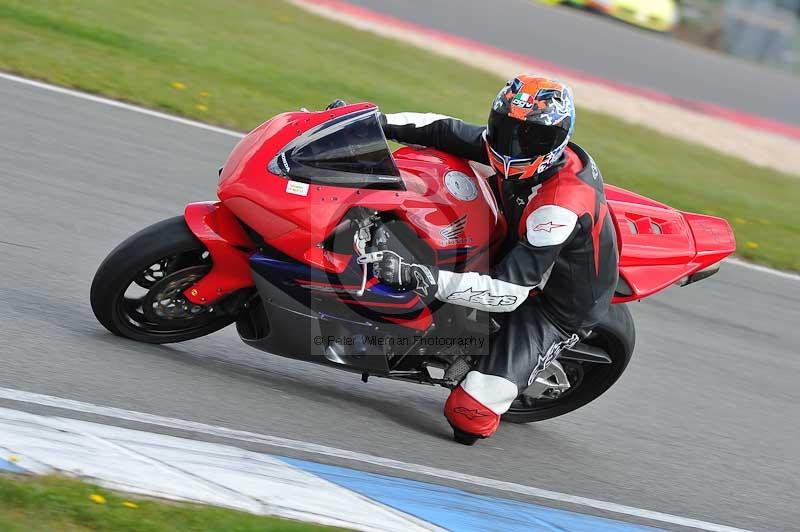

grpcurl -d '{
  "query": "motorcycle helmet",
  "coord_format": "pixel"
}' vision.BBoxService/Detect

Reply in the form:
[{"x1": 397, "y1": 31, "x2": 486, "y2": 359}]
[{"x1": 486, "y1": 76, "x2": 575, "y2": 180}]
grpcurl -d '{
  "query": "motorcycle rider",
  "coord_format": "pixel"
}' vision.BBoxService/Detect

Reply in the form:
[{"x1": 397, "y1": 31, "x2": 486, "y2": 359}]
[{"x1": 373, "y1": 76, "x2": 619, "y2": 444}]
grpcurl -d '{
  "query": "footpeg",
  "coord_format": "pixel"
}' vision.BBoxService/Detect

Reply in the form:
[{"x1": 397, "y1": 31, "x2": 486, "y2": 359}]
[{"x1": 444, "y1": 356, "x2": 471, "y2": 385}]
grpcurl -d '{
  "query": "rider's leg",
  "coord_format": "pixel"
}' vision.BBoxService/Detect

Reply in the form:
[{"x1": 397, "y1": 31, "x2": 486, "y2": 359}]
[{"x1": 444, "y1": 298, "x2": 578, "y2": 440}]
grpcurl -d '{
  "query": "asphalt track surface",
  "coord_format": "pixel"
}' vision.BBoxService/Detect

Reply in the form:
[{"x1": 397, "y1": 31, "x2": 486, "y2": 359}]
[
  {"x1": 0, "y1": 76, "x2": 798, "y2": 532},
  {"x1": 341, "y1": 0, "x2": 800, "y2": 127}
]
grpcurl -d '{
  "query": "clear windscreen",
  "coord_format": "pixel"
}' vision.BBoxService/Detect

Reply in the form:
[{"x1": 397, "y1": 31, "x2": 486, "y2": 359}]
[{"x1": 277, "y1": 110, "x2": 403, "y2": 189}]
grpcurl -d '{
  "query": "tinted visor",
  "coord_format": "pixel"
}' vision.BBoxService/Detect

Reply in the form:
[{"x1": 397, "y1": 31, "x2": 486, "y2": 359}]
[{"x1": 487, "y1": 111, "x2": 569, "y2": 160}]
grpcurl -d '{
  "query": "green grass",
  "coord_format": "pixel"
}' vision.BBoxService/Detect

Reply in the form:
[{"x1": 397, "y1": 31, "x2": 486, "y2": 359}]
[
  {"x1": 0, "y1": 474, "x2": 344, "y2": 532},
  {"x1": 0, "y1": 0, "x2": 797, "y2": 270}
]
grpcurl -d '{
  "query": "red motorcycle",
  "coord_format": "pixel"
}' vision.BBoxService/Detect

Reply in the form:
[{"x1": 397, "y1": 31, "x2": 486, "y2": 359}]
[{"x1": 91, "y1": 103, "x2": 735, "y2": 426}]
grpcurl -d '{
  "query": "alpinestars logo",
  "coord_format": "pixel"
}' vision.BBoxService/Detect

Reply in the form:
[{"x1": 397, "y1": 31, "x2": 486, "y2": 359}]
[
  {"x1": 452, "y1": 406, "x2": 490, "y2": 420},
  {"x1": 411, "y1": 266, "x2": 436, "y2": 297},
  {"x1": 447, "y1": 287, "x2": 517, "y2": 307},
  {"x1": 532, "y1": 221, "x2": 567, "y2": 233},
  {"x1": 440, "y1": 215, "x2": 468, "y2": 240},
  {"x1": 527, "y1": 334, "x2": 580, "y2": 386}
]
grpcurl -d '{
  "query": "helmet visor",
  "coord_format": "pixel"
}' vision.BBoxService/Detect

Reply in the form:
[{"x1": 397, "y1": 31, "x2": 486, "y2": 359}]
[{"x1": 487, "y1": 111, "x2": 569, "y2": 160}]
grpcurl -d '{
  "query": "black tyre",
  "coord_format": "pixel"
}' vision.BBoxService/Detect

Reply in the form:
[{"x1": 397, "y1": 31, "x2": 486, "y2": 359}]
[
  {"x1": 502, "y1": 303, "x2": 636, "y2": 424},
  {"x1": 90, "y1": 216, "x2": 238, "y2": 344}
]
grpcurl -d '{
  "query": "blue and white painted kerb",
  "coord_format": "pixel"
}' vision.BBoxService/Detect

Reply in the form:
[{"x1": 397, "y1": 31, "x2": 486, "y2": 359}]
[
  {"x1": 0, "y1": 406, "x2": 661, "y2": 531},
  {"x1": 0, "y1": 456, "x2": 26, "y2": 474},
  {"x1": 284, "y1": 458, "x2": 662, "y2": 532}
]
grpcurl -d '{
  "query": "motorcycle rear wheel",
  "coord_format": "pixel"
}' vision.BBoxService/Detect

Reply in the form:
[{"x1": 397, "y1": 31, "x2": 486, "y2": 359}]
[
  {"x1": 90, "y1": 216, "x2": 237, "y2": 344},
  {"x1": 501, "y1": 303, "x2": 635, "y2": 424}
]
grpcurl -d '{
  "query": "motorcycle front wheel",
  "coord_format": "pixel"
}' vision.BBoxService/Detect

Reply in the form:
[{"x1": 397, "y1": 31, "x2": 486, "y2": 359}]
[
  {"x1": 90, "y1": 216, "x2": 238, "y2": 344},
  {"x1": 501, "y1": 303, "x2": 635, "y2": 424}
]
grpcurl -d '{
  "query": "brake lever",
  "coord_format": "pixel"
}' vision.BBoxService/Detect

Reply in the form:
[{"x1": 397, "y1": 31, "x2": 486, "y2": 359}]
[
  {"x1": 357, "y1": 251, "x2": 384, "y2": 265},
  {"x1": 354, "y1": 251, "x2": 383, "y2": 297},
  {"x1": 353, "y1": 219, "x2": 378, "y2": 297}
]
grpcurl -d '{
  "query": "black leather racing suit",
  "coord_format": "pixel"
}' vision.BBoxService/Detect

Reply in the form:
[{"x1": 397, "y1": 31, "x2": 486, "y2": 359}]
[{"x1": 381, "y1": 112, "x2": 619, "y2": 432}]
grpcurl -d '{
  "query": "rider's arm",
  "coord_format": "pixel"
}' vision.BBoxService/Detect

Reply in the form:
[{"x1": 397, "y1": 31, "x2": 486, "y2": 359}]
[
  {"x1": 434, "y1": 205, "x2": 580, "y2": 312},
  {"x1": 380, "y1": 113, "x2": 490, "y2": 165}
]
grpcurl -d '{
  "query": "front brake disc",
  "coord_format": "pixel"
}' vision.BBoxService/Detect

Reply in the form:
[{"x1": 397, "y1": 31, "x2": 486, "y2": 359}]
[{"x1": 142, "y1": 265, "x2": 211, "y2": 324}]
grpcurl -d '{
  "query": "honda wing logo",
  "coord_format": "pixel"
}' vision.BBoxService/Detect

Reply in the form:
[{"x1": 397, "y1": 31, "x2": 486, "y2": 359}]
[{"x1": 440, "y1": 215, "x2": 468, "y2": 240}]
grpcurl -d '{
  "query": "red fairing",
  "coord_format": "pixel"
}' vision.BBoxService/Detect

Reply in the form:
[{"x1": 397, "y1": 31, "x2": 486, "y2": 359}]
[
  {"x1": 218, "y1": 104, "x2": 376, "y2": 273},
  {"x1": 216, "y1": 103, "x2": 505, "y2": 274},
  {"x1": 444, "y1": 386, "x2": 500, "y2": 438},
  {"x1": 182, "y1": 202, "x2": 256, "y2": 304}
]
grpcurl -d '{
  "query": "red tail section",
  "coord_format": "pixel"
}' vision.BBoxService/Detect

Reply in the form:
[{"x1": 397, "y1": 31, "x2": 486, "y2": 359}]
[{"x1": 606, "y1": 185, "x2": 736, "y2": 302}]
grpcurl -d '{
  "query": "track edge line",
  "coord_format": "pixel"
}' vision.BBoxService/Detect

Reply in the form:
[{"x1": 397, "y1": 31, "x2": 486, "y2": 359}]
[{"x1": 0, "y1": 386, "x2": 753, "y2": 532}]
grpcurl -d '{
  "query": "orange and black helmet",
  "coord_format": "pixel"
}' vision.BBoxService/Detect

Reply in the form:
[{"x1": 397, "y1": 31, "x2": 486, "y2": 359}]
[{"x1": 486, "y1": 76, "x2": 575, "y2": 180}]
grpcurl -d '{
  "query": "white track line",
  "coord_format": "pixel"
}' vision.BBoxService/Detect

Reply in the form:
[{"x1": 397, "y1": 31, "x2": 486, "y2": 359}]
[
  {"x1": 725, "y1": 257, "x2": 800, "y2": 282},
  {"x1": 0, "y1": 386, "x2": 751, "y2": 532},
  {"x1": 1, "y1": 70, "x2": 796, "y2": 272},
  {"x1": 1, "y1": 407, "x2": 438, "y2": 532},
  {"x1": 0, "y1": 72, "x2": 245, "y2": 139}
]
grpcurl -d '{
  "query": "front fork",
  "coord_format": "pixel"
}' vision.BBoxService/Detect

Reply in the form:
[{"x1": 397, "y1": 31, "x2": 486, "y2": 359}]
[{"x1": 181, "y1": 202, "x2": 256, "y2": 305}]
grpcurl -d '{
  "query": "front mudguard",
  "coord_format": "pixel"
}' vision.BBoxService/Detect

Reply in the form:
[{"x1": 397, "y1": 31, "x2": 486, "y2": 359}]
[{"x1": 182, "y1": 201, "x2": 256, "y2": 305}]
